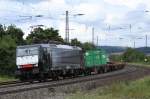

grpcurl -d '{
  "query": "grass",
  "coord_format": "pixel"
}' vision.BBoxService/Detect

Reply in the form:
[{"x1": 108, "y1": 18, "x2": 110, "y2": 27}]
[
  {"x1": 128, "y1": 62, "x2": 150, "y2": 67},
  {"x1": 66, "y1": 62, "x2": 150, "y2": 99},
  {"x1": 0, "y1": 75, "x2": 16, "y2": 82},
  {"x1": 67, "y1": 76, "x2": 150, "y2": 99}
]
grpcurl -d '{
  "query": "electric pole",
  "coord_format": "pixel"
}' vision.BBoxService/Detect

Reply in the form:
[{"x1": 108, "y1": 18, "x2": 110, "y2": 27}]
[
  {"x1": 97, "y1": 36, "x2": 99, "y2": 46},
  {"x1": 146, "y1": 35, "x2": 148, "y2": 48},
  {"x1": 65, "y1": 11, "x2": 69, "y2": 43},
  {"x1": 92, "y1": 27, "x2": 94, "y2": 45},
  {"x1": 108, "y1": 25, "x2": 110, "y2": 32},
  {"x1": 65, "y1": 11, "x2": 84, "y2": 43},
  {"x1": 129, "y1": 24, "x2": 132, "y2": 33}
]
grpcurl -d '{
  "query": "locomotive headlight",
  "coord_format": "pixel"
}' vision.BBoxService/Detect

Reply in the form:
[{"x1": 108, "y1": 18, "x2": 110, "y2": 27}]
[
  {"x1": 102, "y1": 55, "x2": 106, "y2": 58},
  {"x1": 85, "y1": 52, "x2": 89, "y2": 56},
  {"x1": 18, "y1": 65, "x2": 21, "y2": 69}
]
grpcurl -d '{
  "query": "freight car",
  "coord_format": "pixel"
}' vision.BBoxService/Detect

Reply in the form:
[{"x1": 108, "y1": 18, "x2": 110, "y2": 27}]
[{"x1": 15, "y1": 44, "x2": 124, "y2": 81}]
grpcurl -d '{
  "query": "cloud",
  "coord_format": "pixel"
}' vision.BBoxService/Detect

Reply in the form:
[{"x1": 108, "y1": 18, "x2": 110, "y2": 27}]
[
  {"x1": 0, "y1": 0, "x2": 150, "y2": 47},
  {"x1": 104, "y1": 0, "x2": 143, "y2": 9}
]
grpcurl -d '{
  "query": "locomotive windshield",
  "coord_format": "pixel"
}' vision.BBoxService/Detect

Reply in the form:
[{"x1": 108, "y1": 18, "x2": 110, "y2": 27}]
[{"x1": 17, "y1": 46, "x2": 39, "y2": 57}]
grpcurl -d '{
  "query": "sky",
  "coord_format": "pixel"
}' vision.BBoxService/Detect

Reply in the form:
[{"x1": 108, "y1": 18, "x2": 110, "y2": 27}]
[{"x1": 0, "y1": 0, "x2": 150, "y2": 47}]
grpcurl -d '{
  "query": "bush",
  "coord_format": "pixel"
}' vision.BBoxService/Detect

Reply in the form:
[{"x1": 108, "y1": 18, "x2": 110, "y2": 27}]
[
  {"x1": 122, "y1": 48, "x2": 146, "y2": 62},
  {"x1": 0, "y1": 36, "x2": 17, "y2": 76}
]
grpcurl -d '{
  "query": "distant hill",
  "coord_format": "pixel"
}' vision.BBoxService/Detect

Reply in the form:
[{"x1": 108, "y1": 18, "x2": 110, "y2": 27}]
[
  {"x1": 136, "y1": 47, "x2": 150, "y2": 54},
  {"x1": 96, "y1": 46, "x2": 127, "y2": 54},
  {"x1": 96, "y1": 46, "x2": 150, "y2": 55}
]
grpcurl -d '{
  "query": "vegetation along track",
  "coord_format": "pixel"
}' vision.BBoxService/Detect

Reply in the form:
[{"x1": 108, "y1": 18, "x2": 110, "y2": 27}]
[
  {"x1": 0, "y1": 65, "x2": 150, "y2": 95},
  {"x1": 0, "y1": 80, "x2": 36, "y2": 89}
]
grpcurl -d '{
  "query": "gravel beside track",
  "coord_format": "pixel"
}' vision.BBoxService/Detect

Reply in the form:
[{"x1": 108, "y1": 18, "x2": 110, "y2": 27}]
[{"x1": 0, "y1": 65, "x2": 150, "y2": 96}]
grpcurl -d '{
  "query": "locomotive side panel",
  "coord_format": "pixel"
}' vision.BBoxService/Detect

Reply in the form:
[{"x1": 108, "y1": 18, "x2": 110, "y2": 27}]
[
  {"x1": 84, "y1": 50, "x2": 108, "y2": 68},
  {"x1": 50, "y1": 47, "x2": 82, "y2": 70}
]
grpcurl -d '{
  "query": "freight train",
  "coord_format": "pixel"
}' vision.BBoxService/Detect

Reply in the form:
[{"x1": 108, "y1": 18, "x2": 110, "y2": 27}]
[{"x1": 15, "y1": 44, "x2": 125, "y2": 81}]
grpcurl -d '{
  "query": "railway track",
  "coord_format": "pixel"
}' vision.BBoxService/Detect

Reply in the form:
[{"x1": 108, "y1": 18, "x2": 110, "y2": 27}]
[
  {"x1": 0, "y1": 65, "x2": 149, "y2": 95},
  {"x1": 0, "y1": 64, "x2": 125, "y2": 88}
]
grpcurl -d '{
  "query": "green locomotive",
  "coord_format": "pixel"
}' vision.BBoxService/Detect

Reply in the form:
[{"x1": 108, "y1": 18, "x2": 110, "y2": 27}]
[
  {"x1": 84, "y1": 50, "x2": 108, "y2": 67},
  {"x1": 83, "y1": 49, "x2": 109, "y2": 74}
]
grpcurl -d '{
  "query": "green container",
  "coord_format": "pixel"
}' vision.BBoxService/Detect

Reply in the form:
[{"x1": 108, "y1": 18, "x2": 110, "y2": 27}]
[{"x1": 84, "y1": 50, "x2": 108, "y2": 68}]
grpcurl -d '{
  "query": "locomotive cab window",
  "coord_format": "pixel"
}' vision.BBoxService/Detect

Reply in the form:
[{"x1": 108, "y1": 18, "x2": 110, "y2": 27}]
[
  {"x1": 17, "y1": 46, "x2": 39, "y2": 57},
  {"x1": 16, "y1": 46, "x2": 40, "y2": 67}
]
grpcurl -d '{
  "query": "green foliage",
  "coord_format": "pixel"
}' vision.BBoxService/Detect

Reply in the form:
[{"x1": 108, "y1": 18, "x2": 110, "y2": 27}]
[
  {"x1": 0, "y1": 24, "x2": 24, "y2": 76},
  {"x1": 70, "y1": 39, "x2": 95, "y2": 51},
  {"x1": 26, "y1": 27, "x2": 64, "y2": 44},
  {"x1": 110, "y1": 48, "x2": 148, "y2": 63},
  {"x1": 122, "y1": 48, "x2": 146, "y2": 62},
  {"x1": 109, "y1": 55, "x2": 122, "y2": 62},
  {"x1": 26, "y1": 27, "x2": 95, "y2": 51},
  {"x1": 0, "y1": 75, "x2": 16, "y2": 82},
  {"x1": 70, "y1": 38, "x2": 82, "y2": 47},
  {"x1": 82, "y1": 42, "x2": 95, "y2": 51},
  {"x1": 6, "y1": 25, "x2": 24, "y2": 45},
  {"x1": 67, "y1": 77, "x2": 150, "y2": 99},
  {"x1": 0, "y1": 36, "x2": 17, "y2": 75}
]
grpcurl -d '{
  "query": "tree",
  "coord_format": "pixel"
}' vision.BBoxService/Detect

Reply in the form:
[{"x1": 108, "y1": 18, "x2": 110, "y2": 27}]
[
  {"x1": 6, "y1": 25, "x2": 24, "y2": 45},
  {"x1": 0, "y1": 24, "x2": 24, "y2": 76},
  {"x1": 70, "y1": 38, "x2": 82, "y2": 47},
  {"x1": 82, "y1": 42, "x2": 95, "y2": 51},
  {"x1": 26, "y1": 27, "x2": 64, "y2": 44},
  {"x1": 0, "y1": 36, "x2": 16, "y2": 75},
  {"x1": 122, "y1": 48, "x2": 146, "y2": 62}
]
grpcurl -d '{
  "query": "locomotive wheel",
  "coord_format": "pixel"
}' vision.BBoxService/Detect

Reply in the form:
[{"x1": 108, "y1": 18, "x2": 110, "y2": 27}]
[
  {"x1": 103, "y1": 66, "x2": 107, "y2": 73},
  {"x1": 84, "y1": 70, "x2": 91, "y2": 76},
  {"x1": 51, "y1": 73, "x2": 59, "y2": 80},
  {"x1": 52, "y1": 76, "x2": 59, "y2": 80},
  {"x1": 19, "y1": 76, "x2": 26, "y2": 82},
  {"x1": 98, "y1": 68, "x2": 103, "y2": 74},
  {"x1": 38, "y1": 73, "x2": 46, "y2": 82},
  {"x1": 94, "y1": 68, "x2": 98, "y2": 74}
]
